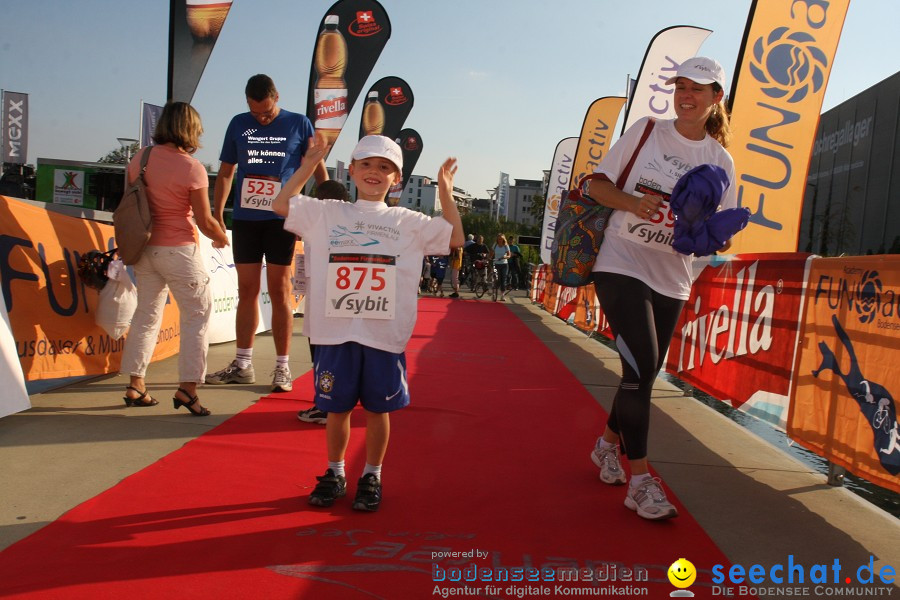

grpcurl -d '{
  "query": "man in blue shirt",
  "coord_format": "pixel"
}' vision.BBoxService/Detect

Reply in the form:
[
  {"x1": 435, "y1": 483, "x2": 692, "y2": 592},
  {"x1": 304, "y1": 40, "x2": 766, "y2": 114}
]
[{"x1": 207, "y1": 74, "x2": 327, "y2": 392}]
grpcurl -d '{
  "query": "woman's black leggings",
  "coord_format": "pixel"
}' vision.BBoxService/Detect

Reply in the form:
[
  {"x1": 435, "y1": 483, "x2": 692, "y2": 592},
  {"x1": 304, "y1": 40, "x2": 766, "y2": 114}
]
[{"x1": 592, "y1": 271, "x2": 685, "y2": 460}]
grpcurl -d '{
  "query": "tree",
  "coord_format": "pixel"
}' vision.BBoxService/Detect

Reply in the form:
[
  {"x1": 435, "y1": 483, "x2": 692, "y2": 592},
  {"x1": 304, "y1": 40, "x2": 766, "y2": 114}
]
[
  {"x1": 527, "y1": 193, "x2": 545, "y2": 224},
  {"x1": 97, "y1": 142, "x2": 139, "y2": 164}
]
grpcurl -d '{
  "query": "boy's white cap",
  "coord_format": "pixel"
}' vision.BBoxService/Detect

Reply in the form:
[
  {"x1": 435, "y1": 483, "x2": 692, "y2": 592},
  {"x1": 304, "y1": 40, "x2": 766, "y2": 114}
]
[
  {"x1": 351, "y1": 135, "x2": 403, "y2": 172},
  {"x1": 665, "y1": 56, "x2": 726, "y2": 89}
]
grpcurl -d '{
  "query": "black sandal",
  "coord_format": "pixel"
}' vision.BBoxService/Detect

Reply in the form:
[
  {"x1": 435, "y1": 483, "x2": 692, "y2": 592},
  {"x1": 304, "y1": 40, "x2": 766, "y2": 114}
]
[
  {"x1": 124, "y1": 385, "x2": 159, "y2": 407},
  {"x1": 173, "y1": 387, "x2": 211, "y2": 417}
]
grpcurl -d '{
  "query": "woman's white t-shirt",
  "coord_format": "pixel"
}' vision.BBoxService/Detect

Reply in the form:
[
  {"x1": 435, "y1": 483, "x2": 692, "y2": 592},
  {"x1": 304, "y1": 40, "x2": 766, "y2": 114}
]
[{"x1": 592, "y1": 117, "x2": 737, "y2": 300}]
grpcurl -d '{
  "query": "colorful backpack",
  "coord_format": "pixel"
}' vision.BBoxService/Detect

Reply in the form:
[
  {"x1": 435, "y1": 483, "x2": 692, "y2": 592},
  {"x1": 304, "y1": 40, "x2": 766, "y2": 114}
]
[{"x1": 550, "y1": 118, "x2": 655, "y2": 287}]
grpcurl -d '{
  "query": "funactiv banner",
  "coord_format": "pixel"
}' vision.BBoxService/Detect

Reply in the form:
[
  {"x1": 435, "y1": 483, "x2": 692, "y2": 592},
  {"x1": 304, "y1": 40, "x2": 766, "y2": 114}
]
[
  {"x1": 0, "y1": 196, "x2": 303, "y2": 379},
  {"x1": 357, "y1": 76, "x2": 413, "y2": 140},
  {"x1": 539, "y1": 137, "x2": 578, "y2": 263},
  {"x1": 1, "y1": 91, "x2": 28, "y2": 164},
  {"x1": 168, "y1": 0, "x2": 234, "y2": 103},
  {"x1": 726, "y1": 0, "x2": 850, "y2": 253},
  {"x1": 569, "y1": 97, "x2": 627, "y2": 192},
  {"x1": 306, "y1": 0, "x2": 392, "y2": 148},
  {"x1": 665, "y1": 253, "x2": 812, "y2": 428},
  {"x1": 788, "y1": 256, "x2": 900, "y2": 493},
  {"x1": 621, "y1": 26, "x2": 712, "y2": 132},
  {"x1": 0, "y1": 196, "x2": 180, "y2": 380}
]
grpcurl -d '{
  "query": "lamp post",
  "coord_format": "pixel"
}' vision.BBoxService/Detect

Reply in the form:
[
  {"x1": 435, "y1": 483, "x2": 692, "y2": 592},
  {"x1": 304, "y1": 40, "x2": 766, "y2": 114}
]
[{"x1": 116, "y1": 137, "x2": 138, "y2": 163}]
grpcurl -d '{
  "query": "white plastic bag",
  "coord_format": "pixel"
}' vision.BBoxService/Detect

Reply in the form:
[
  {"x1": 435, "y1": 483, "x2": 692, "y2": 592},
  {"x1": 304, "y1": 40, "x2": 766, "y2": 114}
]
[{"x1": 95, "y1": 259, "x2": 137, "y2": 340}]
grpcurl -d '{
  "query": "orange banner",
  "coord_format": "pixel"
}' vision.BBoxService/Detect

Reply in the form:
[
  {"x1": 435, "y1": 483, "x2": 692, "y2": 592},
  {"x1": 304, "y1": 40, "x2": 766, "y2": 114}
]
[
  {"x1": 788, "y1": 256, "x2": 900, "y2": 493},
  {"x1": 569, "y1": 97, "x2": 626, "y2": 191},
  {"x1": 0, "y1": 196, "x2": 180, "y2": 380},
  {"x1": 727, "y1": 0, "x2": 850, "y2": 253}
]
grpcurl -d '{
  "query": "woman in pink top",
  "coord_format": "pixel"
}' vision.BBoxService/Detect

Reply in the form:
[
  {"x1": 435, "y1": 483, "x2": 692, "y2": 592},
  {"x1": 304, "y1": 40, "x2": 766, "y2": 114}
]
[{"x1": 119, "y1": 102, "x2": 229, "y2": 416}]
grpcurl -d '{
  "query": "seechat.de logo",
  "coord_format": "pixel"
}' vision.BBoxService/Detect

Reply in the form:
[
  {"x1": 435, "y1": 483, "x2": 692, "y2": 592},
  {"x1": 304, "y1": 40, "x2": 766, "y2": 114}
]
[{"x1": 711, "y1": 554, "x2": 896, "y2": 597}]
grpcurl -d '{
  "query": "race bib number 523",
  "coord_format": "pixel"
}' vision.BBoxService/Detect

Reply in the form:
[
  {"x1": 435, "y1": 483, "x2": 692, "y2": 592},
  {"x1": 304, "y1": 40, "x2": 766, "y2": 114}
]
[
  {"x1": 325, "y1": 253, "x2": 396, "y2": 320},
  {"x1": 240, "y1": 175, "x2": 281, "y2": 211}
]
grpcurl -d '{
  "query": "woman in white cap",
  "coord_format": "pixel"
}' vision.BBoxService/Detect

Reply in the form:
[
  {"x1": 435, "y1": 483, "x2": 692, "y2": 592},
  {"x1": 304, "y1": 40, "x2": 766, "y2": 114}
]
[{"x1": 582, "y1": 57, "x2": 738, "y2": 520}]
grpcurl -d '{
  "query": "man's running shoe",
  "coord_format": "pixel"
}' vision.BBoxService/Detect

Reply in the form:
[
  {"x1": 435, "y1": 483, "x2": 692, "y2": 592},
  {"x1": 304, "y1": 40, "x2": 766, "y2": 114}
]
[
  {"x1": 308, "y1": 469, "x2": 347, "y2": 507},
  {"x1": 205, "y1": 360, "x2": 255, "y2": 385},
  {"x1": 271, "y1": 365, "x2": 293, "y2": 392}
]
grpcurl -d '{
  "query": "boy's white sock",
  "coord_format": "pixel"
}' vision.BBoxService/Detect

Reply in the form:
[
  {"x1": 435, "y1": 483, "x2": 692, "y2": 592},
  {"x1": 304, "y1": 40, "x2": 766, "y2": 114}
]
[
  {"x1": 328, "y1": 460, "x2": 346, "y2": 477},
  {"x1": 275, "y1": 355, "x2": 290, "y2": 368},
  {"x1": 362, "y1": 463, "x2": 382, "y2": 481}
]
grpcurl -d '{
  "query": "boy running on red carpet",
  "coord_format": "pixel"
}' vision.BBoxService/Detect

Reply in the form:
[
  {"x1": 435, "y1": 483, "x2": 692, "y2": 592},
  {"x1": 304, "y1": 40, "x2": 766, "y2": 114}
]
[{"x1": 274, "y1": 133, "x2": 464, "y2": 511}]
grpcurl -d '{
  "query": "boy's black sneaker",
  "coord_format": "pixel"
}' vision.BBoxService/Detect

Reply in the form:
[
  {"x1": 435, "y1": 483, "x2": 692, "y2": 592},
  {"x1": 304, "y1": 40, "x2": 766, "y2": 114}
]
[
  {"x1": 352, "y1": 473, "x2": 382, "y2": 512},
  {"x1": 308, "y1": 469, "x2": 347, "y2": 507}
]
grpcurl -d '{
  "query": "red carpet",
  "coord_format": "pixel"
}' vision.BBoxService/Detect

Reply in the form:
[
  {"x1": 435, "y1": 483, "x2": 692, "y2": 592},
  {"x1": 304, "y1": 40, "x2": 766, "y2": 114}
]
[{"x1": 0, "y1": 298, "x2": 735, "y2": 599}]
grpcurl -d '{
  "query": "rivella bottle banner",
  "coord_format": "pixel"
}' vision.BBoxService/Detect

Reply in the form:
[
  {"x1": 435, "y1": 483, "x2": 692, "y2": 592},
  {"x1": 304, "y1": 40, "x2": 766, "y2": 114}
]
[
  {"x1": 306, "y1": 0, "x2": 392, "y2": 149},
  {"x1": 358, "y1": 76, "x2": 414, "y2": 141}
]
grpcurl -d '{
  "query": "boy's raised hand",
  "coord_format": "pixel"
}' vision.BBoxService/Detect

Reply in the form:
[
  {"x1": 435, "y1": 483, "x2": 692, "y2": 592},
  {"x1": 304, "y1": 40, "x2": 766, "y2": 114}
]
[
  {"x1": 438, "y1": 157, "x2": 458, "y2": 189},
  {"x1": 273, "y1": 130, "x2": 332, "y2": 217},
  {"x1": 302, "y1": 130, "x2": 331, "y2": 167}
]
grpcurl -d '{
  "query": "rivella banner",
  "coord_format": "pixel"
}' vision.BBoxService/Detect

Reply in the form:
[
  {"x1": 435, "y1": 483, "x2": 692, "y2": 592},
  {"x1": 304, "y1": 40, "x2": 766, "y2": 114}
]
[
  {"x1": 665, "y1": 253, "x2": 812, "y2": 428},
  {"x1": 306, "y1": 0, "x2": 391, "y2": 149},
  {"x1": 388, "y1": 128, "x2": 422, "y2": 206},
  {"x1": 168, "y1": 0, "x2": 234, "y2": 103},
  {"x1": 358, "y1": 76, "x2": 413, "y2": 140},
  {"x1": 2, "y1": 91, "x2": 28, "y2": 164},
  {"x1": 539, "y1": 137, "x2": 577, "y2": 264},
  {"x1": 788, "y1": 256, "x2": 900, "y2": 494},
  {"x1": 727, "y1": 0, "x2": 850, "y2": 254},
  {"x1": 0, "y1": 195, "x2": 180, "y2": 380},
  {"x1": 569, "y1": 97, "x2": 626, "y2": 192},
  {"x1": 621, "y1": 26, "x2": 711, "y2": 132}
]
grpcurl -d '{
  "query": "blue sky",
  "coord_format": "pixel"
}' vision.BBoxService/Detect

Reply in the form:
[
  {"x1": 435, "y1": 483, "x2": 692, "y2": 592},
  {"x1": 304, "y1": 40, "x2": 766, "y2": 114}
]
[{"x1": 2, "y1": 0, "x2": 898, "y2": 198}]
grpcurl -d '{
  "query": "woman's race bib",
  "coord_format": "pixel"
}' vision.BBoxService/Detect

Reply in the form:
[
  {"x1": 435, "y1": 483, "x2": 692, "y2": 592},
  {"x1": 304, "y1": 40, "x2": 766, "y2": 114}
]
[{"x1": 617, "y1": 184, "x2": 676, "y2": 254}]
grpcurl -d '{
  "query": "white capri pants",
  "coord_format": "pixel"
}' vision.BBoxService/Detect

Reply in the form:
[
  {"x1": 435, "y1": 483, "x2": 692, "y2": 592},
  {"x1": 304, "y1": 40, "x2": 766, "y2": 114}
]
[{"x1": 119, "y1": 244, "x2": 212, "y2": 383}]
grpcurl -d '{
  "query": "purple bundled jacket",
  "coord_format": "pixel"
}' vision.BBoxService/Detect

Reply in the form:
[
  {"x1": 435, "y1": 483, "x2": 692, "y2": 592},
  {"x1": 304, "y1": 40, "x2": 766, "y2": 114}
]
[{"x1": 669, "y1": 164, "x2": 750, "y2": 256}]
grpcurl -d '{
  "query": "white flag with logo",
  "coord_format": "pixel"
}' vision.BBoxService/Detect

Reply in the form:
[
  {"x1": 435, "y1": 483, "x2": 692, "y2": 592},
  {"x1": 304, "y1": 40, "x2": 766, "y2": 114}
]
[
  {"x1": 2, "y1": 91, "x2": 29, "y2": 164},
  {"x1": 621, "y1": 26, "x2": 711, "y2": 132}
]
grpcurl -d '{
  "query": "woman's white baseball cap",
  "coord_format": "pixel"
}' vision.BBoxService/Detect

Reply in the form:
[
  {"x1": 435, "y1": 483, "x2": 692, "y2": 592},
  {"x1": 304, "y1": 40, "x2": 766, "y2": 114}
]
[
  {"x1": 351, "y1": 135, "x2": 403, "y2": 172},
  {"x1": 665, "y1": 56, "x2": 726, "y2": 89}
]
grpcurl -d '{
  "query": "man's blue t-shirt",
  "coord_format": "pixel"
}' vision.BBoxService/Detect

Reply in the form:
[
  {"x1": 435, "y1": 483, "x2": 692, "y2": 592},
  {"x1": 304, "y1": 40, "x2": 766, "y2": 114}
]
[{"x1": 219, "y1": 109, "x2": 314, "y2": 221}]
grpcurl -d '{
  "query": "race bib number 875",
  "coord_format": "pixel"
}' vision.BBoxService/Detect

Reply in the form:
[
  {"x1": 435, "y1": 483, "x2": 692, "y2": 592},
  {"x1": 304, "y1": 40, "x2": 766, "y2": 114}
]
[{"x1": 325, "y1": 253, "x2": 396, "y2": 320}]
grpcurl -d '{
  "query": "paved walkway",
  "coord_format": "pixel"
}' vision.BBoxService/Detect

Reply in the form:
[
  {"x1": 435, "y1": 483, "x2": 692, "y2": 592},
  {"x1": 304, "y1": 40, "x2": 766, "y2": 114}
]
[{"x1": 1, "y1": 289, "x2": 897, "y2": 594}]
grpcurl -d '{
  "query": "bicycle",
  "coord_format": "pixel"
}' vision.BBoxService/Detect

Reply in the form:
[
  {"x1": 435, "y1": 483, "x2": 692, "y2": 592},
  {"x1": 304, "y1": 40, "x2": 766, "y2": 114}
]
[
  {"x1": 488, "y1": 261, "x2": 500, "y2": 302},
  {"x1": 471, "y1": 255, "x2": 492, "y2": 299}
]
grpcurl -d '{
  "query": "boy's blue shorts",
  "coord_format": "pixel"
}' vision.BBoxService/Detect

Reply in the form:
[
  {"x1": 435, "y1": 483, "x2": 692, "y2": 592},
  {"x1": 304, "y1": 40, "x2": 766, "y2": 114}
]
[{"x1": 312, "y1": 342, "x2": 410, "y2": 414}]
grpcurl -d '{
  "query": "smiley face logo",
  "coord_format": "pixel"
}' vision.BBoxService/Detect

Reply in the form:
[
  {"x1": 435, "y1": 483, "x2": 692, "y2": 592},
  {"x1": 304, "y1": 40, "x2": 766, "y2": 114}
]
[{"x1": 668, "y1": 558, "x2": 697, "y2": 589}]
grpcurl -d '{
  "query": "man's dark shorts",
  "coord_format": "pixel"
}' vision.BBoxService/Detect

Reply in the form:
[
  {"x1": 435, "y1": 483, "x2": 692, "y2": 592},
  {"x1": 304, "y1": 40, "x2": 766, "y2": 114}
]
[{"x1": 232, "y1": 219, "x2": 296, "y2": 266}]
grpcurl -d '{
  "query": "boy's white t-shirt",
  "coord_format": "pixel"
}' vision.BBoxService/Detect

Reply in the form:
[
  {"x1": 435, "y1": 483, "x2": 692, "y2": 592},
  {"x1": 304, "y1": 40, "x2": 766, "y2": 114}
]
[
  {"x1": 285, "y1": 195, "x2": 453, "y2": 353},
  {"x1": 592, "y1": 117, "x2": 738, "y2": 300}
]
